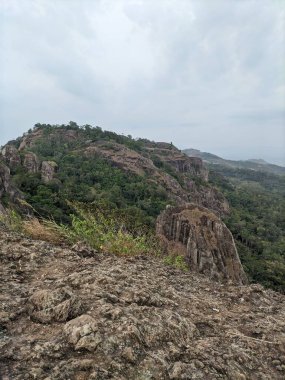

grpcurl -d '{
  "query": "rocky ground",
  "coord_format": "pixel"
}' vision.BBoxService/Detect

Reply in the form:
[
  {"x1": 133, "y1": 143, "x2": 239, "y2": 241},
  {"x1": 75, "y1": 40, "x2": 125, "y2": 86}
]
[{"x1": 0, "y1": 228, "x2": 285, "y2": 380}]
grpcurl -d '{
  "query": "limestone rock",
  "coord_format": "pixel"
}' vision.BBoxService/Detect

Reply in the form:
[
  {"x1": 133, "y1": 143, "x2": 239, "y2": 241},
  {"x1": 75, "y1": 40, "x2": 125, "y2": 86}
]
[
  {"x1": 1, "y1": 145, "x2": 21, "y2": 169},
  {"x1": 27, "y1": 288, "x2": 83, "y2": 323},
  {"x1": 23, "y1": 152, "x2": 40, "y2": 173},
  {"x1": 41, "y1": 160, "x2": 57, "y2": 182},
  {"x1": 156, "y1": 203, "x2": 247, "y2": 284}
]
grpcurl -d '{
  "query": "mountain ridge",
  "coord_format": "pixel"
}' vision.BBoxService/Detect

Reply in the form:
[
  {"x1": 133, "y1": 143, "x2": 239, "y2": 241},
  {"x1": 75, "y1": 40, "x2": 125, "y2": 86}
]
[{"x1": 183, "y1": 148, "x2": 285, "y2": 175}]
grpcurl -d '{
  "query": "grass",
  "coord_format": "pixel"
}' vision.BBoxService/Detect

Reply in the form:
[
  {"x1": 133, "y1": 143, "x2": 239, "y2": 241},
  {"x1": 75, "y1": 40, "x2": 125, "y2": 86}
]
[{"x1": 1, "y1": 204, "x2": 188, "y2": 271}]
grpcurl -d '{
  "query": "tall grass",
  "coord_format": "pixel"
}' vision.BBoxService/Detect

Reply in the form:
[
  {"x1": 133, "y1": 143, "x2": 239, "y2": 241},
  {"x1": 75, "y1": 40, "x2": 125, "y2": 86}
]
[{"x1": 22, "y1": 203, "x2": 161, "y2": 256}]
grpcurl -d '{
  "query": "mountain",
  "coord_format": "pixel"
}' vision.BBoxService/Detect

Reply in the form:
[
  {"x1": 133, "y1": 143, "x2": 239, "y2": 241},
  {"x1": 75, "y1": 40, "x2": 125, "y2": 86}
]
[
  {"x1": 183, "y1": 148, "x2": 285, "y2": 176},
  {"x1": 0, "y1": 123, "x2": 284, "y2": 292},
  {"x1": 0, "y1": 123, "x2": 229, "y2": 227},
  {"x1": 1, "y1": 228, "x2": 285, "y2": 379}
]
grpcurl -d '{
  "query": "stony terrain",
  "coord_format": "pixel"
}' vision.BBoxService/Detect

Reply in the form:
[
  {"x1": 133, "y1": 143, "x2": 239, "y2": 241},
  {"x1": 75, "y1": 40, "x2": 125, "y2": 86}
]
[{"x1": 1, "y1": 228, "x2": 285, "y2": 379}]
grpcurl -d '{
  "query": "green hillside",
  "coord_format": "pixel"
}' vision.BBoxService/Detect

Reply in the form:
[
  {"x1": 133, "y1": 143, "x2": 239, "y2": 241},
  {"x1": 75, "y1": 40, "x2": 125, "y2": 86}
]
[{"x1": 209, "y1": 165, "x2": 285, "y2": 292}]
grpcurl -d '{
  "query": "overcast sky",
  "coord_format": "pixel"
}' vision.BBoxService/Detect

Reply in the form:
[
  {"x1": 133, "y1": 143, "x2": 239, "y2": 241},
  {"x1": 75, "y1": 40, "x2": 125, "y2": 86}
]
[{"x1": 1, "y1": 0, "x2": 284, "y2": 165}]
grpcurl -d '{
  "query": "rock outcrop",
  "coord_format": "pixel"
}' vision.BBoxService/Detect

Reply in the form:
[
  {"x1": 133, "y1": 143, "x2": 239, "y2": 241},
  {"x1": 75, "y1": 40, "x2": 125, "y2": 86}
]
[
  {"x1": 1, "y1": 145, "x2": 21, "y2": 169},
  {"x1": 0, "y1": 229, "x2": 284, "y2": 379},
  {"x1": 23, "y1": 152, "x2": 40, "y2": 173},
  {"x1": 41, "y1": 160, "x2": 57, "y2": 182},
  {"x1": 156, "y1": 204, "x2": 247, "y2": 284},
  {"x1": 0, "y1": 162, "x2": 23, "y2": 212}
]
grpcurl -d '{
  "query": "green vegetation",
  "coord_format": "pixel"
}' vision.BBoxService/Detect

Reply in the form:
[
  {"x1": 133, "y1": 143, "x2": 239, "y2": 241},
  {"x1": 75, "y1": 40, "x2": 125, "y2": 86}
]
[
  {"x1": 164, "y1": 254, "x2": 189, "y2": 271},
  {"x1": 11, "y1": 123, "x2": 170, "y2": 228},
  {"x1": 209, "y1": 165, "x2": 285, "y2": 293},
  {"x1": 4, "y1": 123, "x2": 285, "y2": 291},
  {"x1": 45, "y1": 203, "x2": 160, "y2": 256}
]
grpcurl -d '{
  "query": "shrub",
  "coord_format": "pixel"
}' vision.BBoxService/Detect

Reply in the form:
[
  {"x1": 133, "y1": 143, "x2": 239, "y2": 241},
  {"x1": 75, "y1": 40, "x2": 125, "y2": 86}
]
[{"x1": 164, "y1": 254, "x2": 189, "y2": 271}]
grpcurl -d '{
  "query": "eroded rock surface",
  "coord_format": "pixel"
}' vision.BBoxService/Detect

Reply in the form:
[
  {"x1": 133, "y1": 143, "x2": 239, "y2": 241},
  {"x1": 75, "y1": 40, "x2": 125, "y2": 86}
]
[
  {"x1": 41, "y1": 160, "x2": 57, "y2": 182},
  {"x1": 1, "y1": 145, "x2": 21, "y2": 169},
  {"x1": 27, "y1": 288, "x2": 83, "y2": 323},
  {"x1": 0, "y1": 229, "x2": 284, "y2": 379},
  {"x1": 157, "y1": 204, "x2": 247, "y2": 284},
  {"x1": 23, "y1": 152, "x2": 40, "y2": 173}
]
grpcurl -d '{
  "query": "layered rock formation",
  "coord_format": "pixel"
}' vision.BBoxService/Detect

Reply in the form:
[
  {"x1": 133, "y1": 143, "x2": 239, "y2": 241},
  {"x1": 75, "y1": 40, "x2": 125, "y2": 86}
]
[
  {"x1": 156, "y1": 204, "x2": 247, "y2": 284},
  {"x1": 0, "y1": 229, "x2": 284, "y2": 379}
]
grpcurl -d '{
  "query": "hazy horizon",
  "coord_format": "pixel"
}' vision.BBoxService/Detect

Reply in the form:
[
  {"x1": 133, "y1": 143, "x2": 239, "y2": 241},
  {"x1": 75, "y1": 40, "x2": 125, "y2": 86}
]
[{"x1": 1, "y1": 0, "x2": 284, "y2": 166}]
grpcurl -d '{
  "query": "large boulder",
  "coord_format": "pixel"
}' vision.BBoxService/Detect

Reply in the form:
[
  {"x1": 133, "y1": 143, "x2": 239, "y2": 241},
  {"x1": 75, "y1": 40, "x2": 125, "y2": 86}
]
[{"x1": 156, "y1": 204, "x2": 247, "y2": 284}]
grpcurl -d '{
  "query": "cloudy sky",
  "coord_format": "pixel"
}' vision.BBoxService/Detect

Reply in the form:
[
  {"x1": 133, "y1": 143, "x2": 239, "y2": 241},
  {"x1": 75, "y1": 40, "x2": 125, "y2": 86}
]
[{"x1": 1, "y1": 0, "x2": 284, "y2": 165}]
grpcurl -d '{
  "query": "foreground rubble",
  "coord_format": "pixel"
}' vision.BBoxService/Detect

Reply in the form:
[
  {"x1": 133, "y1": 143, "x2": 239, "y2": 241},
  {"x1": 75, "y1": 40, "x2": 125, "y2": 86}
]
[{"x1": 0, "y1": 229, "x2": 284, "y2": 379}]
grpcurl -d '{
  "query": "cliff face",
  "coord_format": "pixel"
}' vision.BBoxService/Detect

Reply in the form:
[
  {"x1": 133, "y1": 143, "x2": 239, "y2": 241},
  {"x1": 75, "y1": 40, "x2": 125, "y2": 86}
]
[
  {"x1": 1, "y1": 145, "x2": 21, "y2": 169},
  {"x1": 0, "y1": 162, "x2": 24, "y2": 213},
  {"x1": 0, "y1": 229, "x2": 284, "y2": 379},
  {"x1": 156, "y1": 204, "x2": 247, "y2": 285}
]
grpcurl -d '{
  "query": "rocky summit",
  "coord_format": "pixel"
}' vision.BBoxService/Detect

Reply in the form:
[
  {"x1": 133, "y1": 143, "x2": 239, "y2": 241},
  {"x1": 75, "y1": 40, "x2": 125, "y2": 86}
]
[{"x1": 1, "y1": 229, "x2": 285, "y2": 380}]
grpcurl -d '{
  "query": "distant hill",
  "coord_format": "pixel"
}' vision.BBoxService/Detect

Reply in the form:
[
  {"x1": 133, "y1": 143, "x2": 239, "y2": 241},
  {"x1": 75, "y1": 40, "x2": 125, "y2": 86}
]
[{"x1": 183, "y1": 148, "x2": 285, "y2": 176}]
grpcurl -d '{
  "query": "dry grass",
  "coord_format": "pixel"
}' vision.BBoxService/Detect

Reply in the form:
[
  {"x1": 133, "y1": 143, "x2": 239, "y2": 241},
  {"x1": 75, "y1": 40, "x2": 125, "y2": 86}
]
[{"x1": 23, "y1": 218, "x2": 64, "y2": 244}]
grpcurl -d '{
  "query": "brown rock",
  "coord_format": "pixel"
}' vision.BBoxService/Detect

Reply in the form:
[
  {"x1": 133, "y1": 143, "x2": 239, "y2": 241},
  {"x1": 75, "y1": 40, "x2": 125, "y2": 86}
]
[
  {"x1": 156, "y1": 203, "x2": 247, "y2": 284},
  {"x1": 27, "y1": 288, "x2": 83, "y2": 323}
]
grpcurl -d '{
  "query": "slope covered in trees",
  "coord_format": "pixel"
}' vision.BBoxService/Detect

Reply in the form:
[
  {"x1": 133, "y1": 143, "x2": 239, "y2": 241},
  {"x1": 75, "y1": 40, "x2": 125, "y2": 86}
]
[{"x1": 208, "y1": 165, "x2": 285, "y2": 292}]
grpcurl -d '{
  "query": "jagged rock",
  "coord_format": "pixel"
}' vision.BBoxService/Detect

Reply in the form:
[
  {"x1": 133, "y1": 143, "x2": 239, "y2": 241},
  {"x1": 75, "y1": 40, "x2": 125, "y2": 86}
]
[
  {"x1": 23, "y1": 152, "x2": 40, "y2": 173},
  {"x1": 0, "y1": 229, "x2": 284, "y2": 379},
  {"x1": 41, "y1": 160, "x2": 57, "y2": 182},
  {"x1": 188, "y1": 184, "x2": 230, "y2": 216},
  {"x1": 27, "y1": 288, "x2": 83, "y2": 323},
  {"x1": 166, "y1": 156, "x2": 208, "y2": 181},
  {"x1": 64, "y1": 314, "x2": 102, "y2": 351},
  {"x1": 156, "y1": 203, "x2": 247, "y2": 284},
  {"x1": 1, "y1": 145, "x2": 21, "y2": 169}
]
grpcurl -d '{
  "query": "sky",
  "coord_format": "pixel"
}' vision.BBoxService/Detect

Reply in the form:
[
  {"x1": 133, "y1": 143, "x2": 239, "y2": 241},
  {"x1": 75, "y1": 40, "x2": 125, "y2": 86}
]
[{"x1": 0, "y1": 0, "x2": 285, "y2": 165}]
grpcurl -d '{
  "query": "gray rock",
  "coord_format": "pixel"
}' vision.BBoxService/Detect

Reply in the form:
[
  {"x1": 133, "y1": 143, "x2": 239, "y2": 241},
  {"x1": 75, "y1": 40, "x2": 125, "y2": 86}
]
[
  {"x1": 41, "y1": 161, "x2": 57, "y2": 182},
  {"x1": 23, "y1": 152, "x2": 40, "y2": 173},
  {"x1": 1, "y1": 145, "x2": 21, "y2": 169},
  {"x1": 27, "y1": 288, "x2": 83, "y2": 323},
  {"x1": 156, "y1": 203, "x2": 247, "y2": 284}
]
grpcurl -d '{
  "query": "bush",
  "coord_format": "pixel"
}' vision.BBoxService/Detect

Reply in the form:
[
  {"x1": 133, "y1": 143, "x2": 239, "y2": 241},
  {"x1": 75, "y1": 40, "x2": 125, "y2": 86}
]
[{"x1": 42, "y1": 203, "x2": 161, "y2": 256}]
